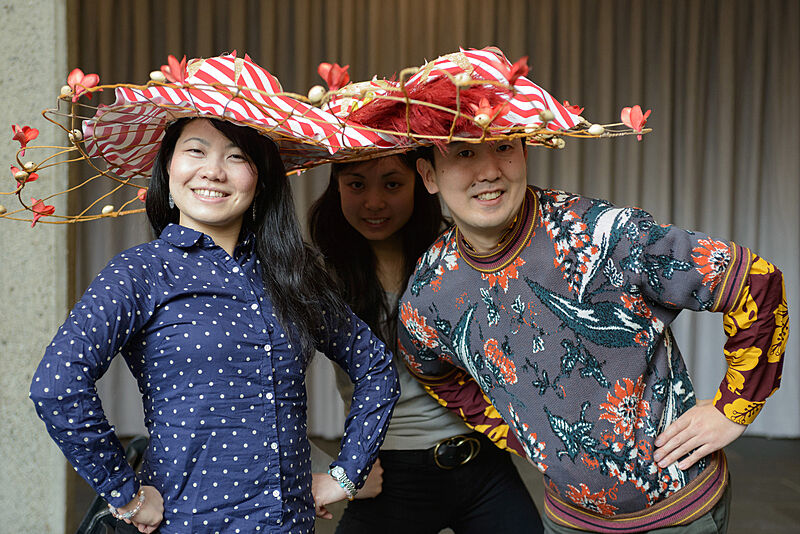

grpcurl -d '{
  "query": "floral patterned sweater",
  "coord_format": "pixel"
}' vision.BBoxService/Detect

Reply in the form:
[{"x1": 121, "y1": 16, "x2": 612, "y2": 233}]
[{"x1": 398, "y1": 186, "x2": 787, "y2": 531}]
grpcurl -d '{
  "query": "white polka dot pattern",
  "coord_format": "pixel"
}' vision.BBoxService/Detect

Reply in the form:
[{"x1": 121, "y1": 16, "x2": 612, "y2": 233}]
[{"x1": 29, "y1": 224, "x2": 399, "y2": 533}]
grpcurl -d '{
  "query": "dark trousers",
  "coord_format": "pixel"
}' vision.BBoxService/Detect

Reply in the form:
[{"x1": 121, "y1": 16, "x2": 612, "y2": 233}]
[
  {"x1": 112, "y1": 521, "x2": 160, "y2": 534},
  {"x1": 335, "y1": 433, "x2": 544, "y2": 534}
]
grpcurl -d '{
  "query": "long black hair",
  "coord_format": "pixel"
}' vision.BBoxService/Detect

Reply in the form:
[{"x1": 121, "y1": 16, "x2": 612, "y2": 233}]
[
  {"x1": 146, "y1": 117, "x2": 348, "y2": 355},
  {"x1": 308, "y1": 152, "x2": 443, "y2": 351}
]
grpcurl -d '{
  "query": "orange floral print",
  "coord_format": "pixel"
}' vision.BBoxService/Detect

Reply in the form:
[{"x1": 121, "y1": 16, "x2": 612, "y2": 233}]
[
  {"x1": 692, "y1": 238, "x2": 730, "y2": 292},
  {"x1": 484, "y1": 338, "x2": 518, "y2": 385},
  {"x1": 481, "y1": 256, "x2": 526, "y2": 293},
  {"x1": 599, "y1": 376, "x2": 650, "y2": 441},
  {"x1": 564, "y1": 483, "x2": 619, "y2": 517},
  {"x1": 581, "y1": 453, "x2": 600, "y2": 470},
  {"x1": 399, "y1": 302, "x2": 439, "y2": 349}
]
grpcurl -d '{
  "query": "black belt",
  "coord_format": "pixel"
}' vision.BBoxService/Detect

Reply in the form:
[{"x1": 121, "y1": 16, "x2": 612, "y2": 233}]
[{"x1": 379, "y1": 433, "x2": 484, "y2": 470}]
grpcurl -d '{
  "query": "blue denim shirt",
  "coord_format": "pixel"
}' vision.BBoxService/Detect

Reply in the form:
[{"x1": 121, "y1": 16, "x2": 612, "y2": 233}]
[{"x1": 31, "y1": 224, "x2": 399, "y2": 533}]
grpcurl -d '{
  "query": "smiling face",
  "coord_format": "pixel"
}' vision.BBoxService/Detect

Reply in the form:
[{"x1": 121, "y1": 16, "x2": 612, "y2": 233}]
[
  {"x1": 416, "y1": 139, "x2": 528, "y2": 253},
  {"x1": 168, "y1": 119, "x2": 258, "y2": 239},
  {"x1": 337, "y1": 155, "x2": 416, "y2": 245}
]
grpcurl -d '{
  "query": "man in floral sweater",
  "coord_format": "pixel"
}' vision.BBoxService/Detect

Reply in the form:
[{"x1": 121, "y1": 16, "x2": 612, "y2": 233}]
[{"x1": 346, "y1": 48, "x2": 789, "y2": 532}]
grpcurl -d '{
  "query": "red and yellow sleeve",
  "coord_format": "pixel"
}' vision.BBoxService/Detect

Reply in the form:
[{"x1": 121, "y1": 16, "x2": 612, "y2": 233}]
[
  {"x1": 405, "y1": 362, "x2": 526, "y2": 456},
  {"x1": 714, "y1": 250, "x2": 788, "y2": 424}
]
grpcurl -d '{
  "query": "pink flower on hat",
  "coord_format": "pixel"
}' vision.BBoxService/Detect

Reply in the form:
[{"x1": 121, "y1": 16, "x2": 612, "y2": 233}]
[
  {"x1": 137, "y1": 188, "x2": 147, "y2": 202},
  {"x1": 11, "y1": 125, "x2": 39, "y2": 156},
  {"x1": 485, "y1": 53, "x2": 529, "y2": 87},
  {"x1": 67, "y1": 68, "x2": 100, "y2": 102},
  {"x1": 469, "y1": 97, "x2": 506, "y2": 125},
  {"x1": 562, "y1": 101, "x2": 584, "y2": 116},
  {"x1": 621, "y1": 105, "x2": 651, "y2": 141},
  {"x1": 507, "y1": 56, "x2": 530, "y2": 86},
  {"x1": 30, "y1": 197, "x2": 55, "y2": 227},
  {"x1": 318, "y1": 62, "x2": 350, "y2": 91},
  {"x1": 161, "y1": 55, "x2": 188, "y2": 85}
]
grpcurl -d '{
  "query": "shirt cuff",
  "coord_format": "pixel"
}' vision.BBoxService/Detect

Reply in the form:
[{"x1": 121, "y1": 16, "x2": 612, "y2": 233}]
[{"x1": 98, "y1": 470, "x2": 140, "y2": 508}]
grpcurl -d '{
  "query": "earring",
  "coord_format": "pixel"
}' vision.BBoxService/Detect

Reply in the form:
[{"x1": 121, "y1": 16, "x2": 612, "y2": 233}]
[
  {"x1": 251, "y1": 203, "x2": 257, "y2": 222},
  {"x1": 168, "y1": 193, "x2": 175, "y2": 209}
]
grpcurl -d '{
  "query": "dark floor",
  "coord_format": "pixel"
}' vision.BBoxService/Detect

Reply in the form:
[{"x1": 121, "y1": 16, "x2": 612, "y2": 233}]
[
  {"x1": 66, "y1": 436, "x2": 799, "y2": 533},
  {"x1": 310, "y1": 436, "x2": 800, "y2": 534}
]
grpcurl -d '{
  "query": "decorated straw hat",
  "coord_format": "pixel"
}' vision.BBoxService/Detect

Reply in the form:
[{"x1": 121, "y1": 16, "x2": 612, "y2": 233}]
[
  {"x1": 2, "y1": 52, "x2": 380, "y2": 225},
  {"x1": 318, "y1": 47, "x2": 651, "y2": 151}
]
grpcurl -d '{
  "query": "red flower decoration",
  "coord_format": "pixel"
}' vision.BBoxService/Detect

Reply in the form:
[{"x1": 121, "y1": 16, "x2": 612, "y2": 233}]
[
  {"x1": 621, "y1": 105, "x2": 651, "y2": 141},
  {"x1": 12, "y1": 125, "x2": 39, "y2": 156},
  {"x1": 469, "y1": 97, "x2": 506, "y2": 123},
  {"x1": 137, "y1": 188, "x2": 148, "y2": 202},
  {"x1": 507, "y1": 56, "x2": 529, "y2": 86},
  {"x1": 30, "y1": 197, "x2": 55, "y2": 227},
  {"x1": 11, "y1": 165, "x2": 38, "y2": 185},
  {"x1": 562, "y1": 101, "x2": 584, "y2": 115},
  {"x1": 485, "y1": 54, "x2": 529, "y2": 87},
  {"x1": 318, "y1": 62, "x2": 350, "y2": 91},
  {"x1": 161, "y1": 55, "x2": 188, "y2": 85},
  {"x1": 67, "y1": 68, "x2": 100, "y2": 102}
]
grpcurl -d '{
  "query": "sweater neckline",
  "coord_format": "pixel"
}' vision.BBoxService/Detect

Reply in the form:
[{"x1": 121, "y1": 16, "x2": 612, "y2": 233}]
[{"x1": 456, "y1": 186, "x2": 538, "y2": 273}]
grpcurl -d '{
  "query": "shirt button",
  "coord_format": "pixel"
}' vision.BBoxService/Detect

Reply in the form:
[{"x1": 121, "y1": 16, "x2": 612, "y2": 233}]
[
  {"x1": 250, "y1": 303, "x2": 258, "y2": 310},
  {"x1": 232, "y1": 266, "x2": 240, "y2": 273},
  {"x1": 266, "y1": 392, "x2": 273, "y2": 400},
  {"x1": 271, "y1": 442, "x2": 278, "y2": 450},
  {"x1": 110, "y1": 490, "x2": 120, "y2": 498},
  {"x1": 265, "y1": 345, "x2": 271, "y2": 352}
]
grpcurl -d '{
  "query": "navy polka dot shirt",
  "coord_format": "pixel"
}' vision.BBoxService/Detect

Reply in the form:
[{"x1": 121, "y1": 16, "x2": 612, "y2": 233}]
[{"x1": 30, "y1": 224, "x2": 399, "y2": 533}]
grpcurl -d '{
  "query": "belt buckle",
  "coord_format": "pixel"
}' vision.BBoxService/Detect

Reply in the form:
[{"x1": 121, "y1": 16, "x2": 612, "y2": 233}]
[{"x1": 433, "y1": 435, "x2": 481, "y2": 470}]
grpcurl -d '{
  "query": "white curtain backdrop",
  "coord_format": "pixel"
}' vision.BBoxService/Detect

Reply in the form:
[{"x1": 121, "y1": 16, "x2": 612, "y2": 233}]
[{"x1": 69, "y1": 0, "x2": 798, "y2": 439}]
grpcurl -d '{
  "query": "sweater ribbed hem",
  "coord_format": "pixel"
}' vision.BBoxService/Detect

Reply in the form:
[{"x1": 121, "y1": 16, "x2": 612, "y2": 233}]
[{"x1": 543, "y1": 450, "x2": 728, "y2": 532}]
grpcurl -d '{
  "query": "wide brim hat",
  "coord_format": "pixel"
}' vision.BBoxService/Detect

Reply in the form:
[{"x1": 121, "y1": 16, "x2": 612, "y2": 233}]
[
  {"x1": 322, "y1": 47, "x2": 651, "y2": 152},
  {"x1": 2, "y1": 52, "x2": 375, "y2": 225},
  {"x1": 84, "y1": 52, "x2": 373, "y2": 175}
]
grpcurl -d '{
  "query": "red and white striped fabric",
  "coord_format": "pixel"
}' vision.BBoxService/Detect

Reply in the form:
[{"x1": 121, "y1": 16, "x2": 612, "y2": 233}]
[
  {"x1": 83, "y1": 53, "x2": 379, "y2": 176},
  {"x1": 323, "y1": 79, "x2": 400, "y2": 149}
]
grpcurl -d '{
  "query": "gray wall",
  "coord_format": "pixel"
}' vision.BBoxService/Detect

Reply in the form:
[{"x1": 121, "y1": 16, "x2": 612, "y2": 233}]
[{"x1": 0, "y1": 1, "x2": 68, "y2": 532}]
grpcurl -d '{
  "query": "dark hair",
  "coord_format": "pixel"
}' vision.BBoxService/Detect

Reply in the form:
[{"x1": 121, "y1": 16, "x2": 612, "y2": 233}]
[
  {"x1": 308, "y1": 151, "x2": 443, "y2": 351},
  {"x1": 416, "y1": 145, "x2": 436, "y2": 168},
  {"x1": 146, "y1": 117, "x2": 348, "y2": 355}
]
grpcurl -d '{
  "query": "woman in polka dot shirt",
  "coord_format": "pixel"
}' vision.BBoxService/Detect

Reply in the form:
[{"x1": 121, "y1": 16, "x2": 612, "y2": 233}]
[{"x1": 30, "y1": 116, "x2": 399, "y2": 533}]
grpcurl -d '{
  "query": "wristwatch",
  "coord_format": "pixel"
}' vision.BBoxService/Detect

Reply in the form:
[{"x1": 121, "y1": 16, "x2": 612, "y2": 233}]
[{"x1": 328, "y1": 465, "x2": 357, "y2": 500}]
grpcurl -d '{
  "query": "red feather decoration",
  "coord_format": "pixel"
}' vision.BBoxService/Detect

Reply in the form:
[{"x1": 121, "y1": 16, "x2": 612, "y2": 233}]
[{"x1": 349, "y1": 77, "x2": 508, "y2": 148}]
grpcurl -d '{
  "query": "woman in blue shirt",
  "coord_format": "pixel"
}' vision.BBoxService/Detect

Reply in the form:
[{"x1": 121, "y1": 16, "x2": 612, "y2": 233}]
[{"x1": 29, "y1": 54, "x2": 399, "y2": 534}]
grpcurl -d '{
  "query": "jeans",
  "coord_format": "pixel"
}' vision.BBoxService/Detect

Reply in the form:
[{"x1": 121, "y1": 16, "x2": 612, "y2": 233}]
[{"x1": 335, "y1": 432, "x2": 543, "y2": 534}]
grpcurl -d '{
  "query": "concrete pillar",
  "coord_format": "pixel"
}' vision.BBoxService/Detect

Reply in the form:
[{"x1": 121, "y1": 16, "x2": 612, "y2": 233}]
[{"x1": 0, "y1": 1, "x2": 68, "y2": 532}]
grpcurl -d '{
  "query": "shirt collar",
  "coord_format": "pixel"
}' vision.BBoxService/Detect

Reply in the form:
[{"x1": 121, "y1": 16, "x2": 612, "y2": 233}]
[
  {"x1": 456, "y1": 185, "x2": 538, "y2": 273},
  {"x1": 159, "y1": 223, "x2": 257, "y2": 257},
  {"x1": 160, "y1": 223, "x2": 205, "y2": 248}
]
